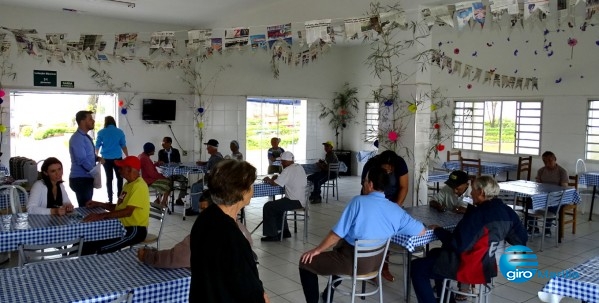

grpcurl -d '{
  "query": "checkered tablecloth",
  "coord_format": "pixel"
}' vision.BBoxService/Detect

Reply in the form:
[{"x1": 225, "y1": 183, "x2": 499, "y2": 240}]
[
  {"x1": 299, "y1": 162, "x2": 348, "y2": 175},
  {"x1": 428, "y1": 171, "x2": 451, "y2": 183},
  {"x1": 0, "y1": 207, "x2": 125, "y2": 253},
  {"x1": 391, "y1": 206, "x2": 462, "y2": 252},
  {"x1": 443, "y1": 160, "x2": 518, "y2": 176},
  {"x1": 579, "y1": 172, "x2": 599, "y2": 186},
  {"x1": 0, "y1": 250, "x2": 190, "y2": 303},
  {"x1": 0, "y1": 190, "x2": 28, "y2": 210},
  {"x1": 253, "y1": 182, "x2": 285, "y2": 198},
  {"x1": 540, "y1": 256, "x2": 599, "y2": 303},
  {"x1": 159, "y1": 163, "x2": 207, "y2": 178},
  {"x1": 0, "y1": 164, "x2": 8, "y2": 176},
  {"x1": 499, "y1": 180, "x2": 581, "y2": 210}
]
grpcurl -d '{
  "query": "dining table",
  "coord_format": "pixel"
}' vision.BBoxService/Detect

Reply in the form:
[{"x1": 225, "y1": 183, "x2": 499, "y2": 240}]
[
  {"x1": 159, "y1": 162, "x2": 207, "y2": 178},
  {"x1": 443, "y1": 160, "x2": 518, "y2": 178},
  {"x1": 0, "y1": 207, "x2": 126, "y2": 253},
  {"x1": 391, "y1": 206, "x2": 463, "y2": 303},
  {"x1": 0, "y1": 250, "x2": 191, "y2": 303},
  {"x1": 297, "y1": 159, "x2": 348, "y2": 175},
  {"x1": 538, "y1": 255, "x2": 599, "y2": 303},
  {"x1": 578, "y1": 171, "x2": 599, "y2": 221}
]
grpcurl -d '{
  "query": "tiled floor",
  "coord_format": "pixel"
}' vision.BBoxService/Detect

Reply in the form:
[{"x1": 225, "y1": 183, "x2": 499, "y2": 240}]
[
  {"x1": 154, "y1": 176, "x2": 599, "y2": 303},
  {"x1": 4, "y1": 176, "x2": 598, "y2": 302}
]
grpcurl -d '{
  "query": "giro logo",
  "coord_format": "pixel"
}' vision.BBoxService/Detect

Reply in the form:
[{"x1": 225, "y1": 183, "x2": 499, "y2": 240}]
[{"x1": 498, "y1": 245, "x2": 538, "y2": 283}]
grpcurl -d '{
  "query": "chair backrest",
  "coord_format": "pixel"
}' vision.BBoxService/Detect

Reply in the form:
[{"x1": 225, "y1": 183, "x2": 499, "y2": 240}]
[
  {"x1": 546, "y1": 190, "x2": 566, "y2": 209},
  {"x1": 352, "y1": 238, "x2": 391, "y2": 278},
  {"x1": 460, "y1": 157, "x2": 481, "y2": 177},
  {"x1": 107, "y1": 290, "x2": 134, "y2": 303},
  {"x1": 576, "y1": 159, "x2": 586, "y2": 175},
  {"x1": 447, "y1": 150, "x2": 462, "y2": 162},
  {"x1": 328, "y1": 162, "x2": 341, "y2": 179},
  {"x1": 568, "y1": 175, "x2": 579, "y2": 190},
  {"x1": 0, "y1": 185, "x2": 28, "y2": 214},
  {"x1": 305, "y1": 181, "x2": 314, "y2": 210},
  {"x1": 18, "y1": 237, "x2": 84, "y2": 267},
  {"x1": 516, "y1": 156, "x2": 532, "y2": 181},
  {"x1": 149, "y1": 202, "x2": 166, "y2": 244}
]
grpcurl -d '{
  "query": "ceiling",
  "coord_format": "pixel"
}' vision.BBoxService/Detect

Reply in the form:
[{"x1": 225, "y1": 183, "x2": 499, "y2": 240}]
[{"x1": 0, "y1": 0, "x2": 451, "y2": 28}]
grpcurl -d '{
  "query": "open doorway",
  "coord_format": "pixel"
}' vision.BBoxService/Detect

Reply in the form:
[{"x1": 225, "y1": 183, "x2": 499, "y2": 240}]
[
  {"x1": 9, "y1": 91, "x2": 117, "y2": 204},
  {"x1": 246, "y1": 97, "x2": 306, "y2": 175}
]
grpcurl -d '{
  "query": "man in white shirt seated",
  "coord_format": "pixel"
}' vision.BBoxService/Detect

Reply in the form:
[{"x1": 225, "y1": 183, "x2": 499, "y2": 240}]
[
  {"x1": 429, "y1": 170, "x2": 470, "y2": 214},
  {"x1": 261, "y1": 151, "x2": 307, "y2": 242}
]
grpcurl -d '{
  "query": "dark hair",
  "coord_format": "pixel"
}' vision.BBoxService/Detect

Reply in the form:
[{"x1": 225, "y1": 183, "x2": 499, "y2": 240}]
[
  {"x1": 378, "y1": 150, "x2": 401, "y2": 165},
  {"x1": 75, "y1": 110, "x2": 93, "y2": 125},
  {"x1": 542, "y1": 151, "x2": 556, "y2": 159},
  {"x1": 365, "y1": 165, "x2": 389, "y2": 191},
  {"x1": 163, "y1": 137, "x2": 173, "y2": 144},
  {"x1": 104, "y1": 116, "x2": 116, "y2": 128},
  {"x1": 207, "y1": 160, "x2": 257, "y2": 206},
  {"x1": 40, "y1": 157, "x2": 63, "y2": 186}
]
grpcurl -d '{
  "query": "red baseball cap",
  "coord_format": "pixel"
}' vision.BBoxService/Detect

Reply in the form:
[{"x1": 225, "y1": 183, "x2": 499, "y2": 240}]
[{"x1": 115, "y1": 156, "x2": 141, "y2": 170}]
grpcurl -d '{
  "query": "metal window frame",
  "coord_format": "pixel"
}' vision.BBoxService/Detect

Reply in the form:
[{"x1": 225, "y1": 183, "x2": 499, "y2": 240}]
[
  {"x1": 586, "y1": 100, "x2": 599, "y2": 160},
  {"x1": 365, "y1": 101, "x2": 379, "y2": 142}
]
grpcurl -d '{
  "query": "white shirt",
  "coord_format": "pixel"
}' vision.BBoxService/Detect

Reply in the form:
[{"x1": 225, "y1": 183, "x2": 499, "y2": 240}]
[
  {"x1": 27, "y1": 180, "x2": 73, "y2": 215},
  {"x1": 274, "y1": 163, "x2": 308, "y2": 207},
  {"x1": 433, "y1": 185, "x2": 471, "y2": 209}
]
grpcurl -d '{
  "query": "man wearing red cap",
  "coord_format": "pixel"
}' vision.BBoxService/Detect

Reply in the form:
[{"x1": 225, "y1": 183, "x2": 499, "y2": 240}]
[{"x1": 81, "y1": 156, "x2": 150, "y2": 255}]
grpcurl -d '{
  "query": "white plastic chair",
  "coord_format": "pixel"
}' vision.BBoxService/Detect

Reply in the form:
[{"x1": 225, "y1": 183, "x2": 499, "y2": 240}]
[
  {"x1": 439, "y1": 278, "x2": 493, "y2": 303},
  {"x1": 576, "y1": 158, "x2": 589, "y2": 215},
  {"x1": 0, "y1": 185, "x2": 28, "y2": 214},
  {"x1": 527, "y1": 190, "x2": 566, "y2": 252},
  {"x1": 18, "y1": 237, "x2": 84, "y2": 267},
  {"x1": 326, "y1": 238, "x2": 391, "y2": 303}
]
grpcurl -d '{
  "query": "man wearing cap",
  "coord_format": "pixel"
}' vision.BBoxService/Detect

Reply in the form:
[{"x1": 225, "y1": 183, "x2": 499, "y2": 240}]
[
  {"x1": 138, "y1": 142, "x2": 171, "y2": 207},
  {"x1": 429, "y1": 170, "x2": 470, "y2": 214},
  {"x1": 307, "y1": 141, "x2": 339, "y2": 204},
  {"x1": 261, "y1": 151, "x2": 308, "y2": 241},
  {"x1": 81, "y1": 156, "x2": 150, "y2": 254},
  {"x1": 187, "y1": 139, "x2": 224, "y2": 215}
]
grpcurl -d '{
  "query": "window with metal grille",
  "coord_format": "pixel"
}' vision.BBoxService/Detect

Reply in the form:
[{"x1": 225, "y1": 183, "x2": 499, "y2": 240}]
[
  {"x1": 586, "y1": 101, "x2": 599, "y2": 160},
  {"x1": 452, "y1": 100, "x2": 542, "y2": 155},
  {"x1": 365, "y1": 101, "x2": 379, "y2": 142}
]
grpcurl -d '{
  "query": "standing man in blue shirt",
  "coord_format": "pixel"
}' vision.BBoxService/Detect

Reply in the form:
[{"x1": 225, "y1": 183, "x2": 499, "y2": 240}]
[
  {"x1": 95, "y1": 116, "x2": 128, "y2": 204},
  {"x1": 70, "y1": 110, "x2": 104, "y2": 207}
]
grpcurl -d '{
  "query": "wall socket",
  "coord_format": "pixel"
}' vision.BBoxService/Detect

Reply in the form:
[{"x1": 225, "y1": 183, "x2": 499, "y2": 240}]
[{"x1": 182, "y1": 151, "x2": 188, "y2": 156}]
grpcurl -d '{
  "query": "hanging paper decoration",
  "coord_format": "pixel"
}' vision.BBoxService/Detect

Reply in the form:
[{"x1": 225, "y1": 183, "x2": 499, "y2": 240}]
[
  {"x1": 198, "y1": 107, "x2": 205, "y2": 114},
  {"x1": 408, "y1": 104, "x2": 417, "y2": 113},
  {"x1": 118, "y1": 100, "x2": 124, "y2": 107},
  {"x1": 431, "y1": 104, "x2": 438, "y2": 111},
  {"x1": 388, "y1": 131, "x2": 398, "y2": 142},
  {"x1": 433, "y1": 123, "x2": 441, "y2": 129},
  {"x1": 568, "y1": 38, "x2": 578, "y2": 59},
  {"x1": 339, "y1": 109, "x2": 348, "y2": 115},
  {"x1": 120, "y1": 108, "x2": 128, "y2": 115},
  {"x1": 0, "y1": 125, "x2": 6, "y2": 132},
  {"x1": 373, "y1": 139, "x2": 379, "y2": 148},
  {"x1": 437, "y1": 144, "x2": 445, "y2": 151},
  {"x1": 384, "y1": 99, "x2": 394, "y2": 107},
  {"x1": 0, "y1": 90, "x2": 5, "y2": 97},
  {"x1": 0, "y1": 98, "x2": 3, "y2": 104},
  {"x1": 198, "y1": 122, "x2": 205, "y2": 129},
  {"x1": 454, "y1": 48, "x2": 460, "y2": 54}
]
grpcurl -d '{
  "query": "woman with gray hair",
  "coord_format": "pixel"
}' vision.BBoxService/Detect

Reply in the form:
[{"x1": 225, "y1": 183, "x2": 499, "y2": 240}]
[
  {"x1": 228, "y1": 140, "x2": 243, "y2": 160},
  {"x1": 189, "y1": 159, "x2": 269, "y2": 303}
]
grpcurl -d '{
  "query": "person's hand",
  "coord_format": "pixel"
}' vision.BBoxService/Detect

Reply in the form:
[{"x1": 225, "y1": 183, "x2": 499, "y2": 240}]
[
  {"x1": 271, "y1": 174, "x2": 278, "y2": 180},
  {"x1": 428, "y1": 224, "x2": 441, "y2": 230},
  {"x1": 155, "y1": 160, "x2": 165, "y2": 166},
  {"x1": 300, "y1": 248, "x2": 321, "y2": 264},
  {"x1": 65, "y1": 204, "x2": 74, "y2": 213},
  {"x1": 52, "y1": 207, "x2": 66, "y2": 216},
  {"x1": 98, "y1": 157, "x2": 105, "y2": 165},
  {"x1": 262, "y1": 176, "x2": 270, "y2": 183},
  {"x1": 137, "y1": 248, "x2": 146, "y2": 262},
  {"x1": 86, "y1": 201, "x2": 102, "y2": 208},
  {"x1": 263, "y1": 292, "x2": 271, "y2": 303},
  {"x1": 83, "y1": 212, "x2": 105, "y2": 222}
]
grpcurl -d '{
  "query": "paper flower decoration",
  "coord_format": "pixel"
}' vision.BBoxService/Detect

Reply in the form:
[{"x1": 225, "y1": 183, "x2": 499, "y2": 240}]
[
  {"x1": 568, "y1": 38, "x2": 578, "y2": 59},
  {"x1": 197, "y1": 122, "x2": 205, "y2": 129},
  {"x1": 513, "y1": 50, "x2": 518, "y2": 56},
  {"x1": 342, "y1": 123, "x2": 347, "y2": 128},
  {"x1": 467, "y1": 84, "x2": 472, "y2": 89},
  {"x1": 118, "y1": 100, "x2": 124, "y2": 107},
  {"x1": 197, "y1": 107, "x2": 205, "y2": 114},
  {"x1": 0, "y1": 124, "x2": 6, "y2": 132},
  {"x1": 472, "y1": 51, "x2": 478, "y2": 57},
  {"x1": 433, "y1": 123, "x2": 440, "y2": 129},
  {"x1": 388, "y1": 131, "x2": 398, "y2": 142},
  {"x1": 0, "y1": 90, "x2": 5, "y2": 97},
  {"x1": 453, "y1": 48, "x2": 460, "y2": 54},
  {"x1": 544, "y1": 29, "x2": 549, "y2": 35},
  {"x1": 0, "y1": 98, "x2": 3, "y2": 104},
  {"x1": 430, "y1": 104, "x2": 437, "y2": 111},
  {"x1": 408, "y1": 104, "x2": 417, "y2": 113},
  {"x1": 384, "y1": 99, "x2": 393, "y2": 107},
  {"x1": 555, "y1": 78, "x2": 562, "y2": 84},
  {"x1": 339, "y1": 109, "x2": 348, "y2": 115},
  {"x1": 436, "y1": 144, "x2": 445, "y2": 151},
  {"x1": 120, "y1": 108, "x2": 128, "y2": 115},
  {"x1": 373, "y1": 140, "x2": 379, "y2": 148}
]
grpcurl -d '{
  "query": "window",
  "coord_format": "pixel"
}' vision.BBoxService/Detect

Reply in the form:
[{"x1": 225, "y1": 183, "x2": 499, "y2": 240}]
[
  {"x1": 365, "y1": 101, "x2": 379, "y2": 142},
  {"x1": 452, "y1": 100, "x2": 542, "y2": 155},
  {"x1": 586, "y1": 101, "x2": 599, "y2": 160}
]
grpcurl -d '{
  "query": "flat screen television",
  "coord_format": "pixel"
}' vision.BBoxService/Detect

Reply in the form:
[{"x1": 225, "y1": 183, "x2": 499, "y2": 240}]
[{"x1": 142, "y1": 99, "x2": 176, "y2": 121}]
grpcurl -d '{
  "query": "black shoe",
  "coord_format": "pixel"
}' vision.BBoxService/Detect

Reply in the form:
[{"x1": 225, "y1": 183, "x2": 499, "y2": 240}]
[
  {"x1": 310, "y1": 197, "x2": 322, "y2": 204},
  {"x1": 261, "y1": 235, "x2": 281, "y2": 242},
  {"x1": 175, "y1": 198, "x2": 185, "y2": 206},
  {"x1": 185, "y1": 207, "x2": 200, "y2": 216},
  {"x1": 283, "y1": 230, "x2": 292, "y2": 238}
]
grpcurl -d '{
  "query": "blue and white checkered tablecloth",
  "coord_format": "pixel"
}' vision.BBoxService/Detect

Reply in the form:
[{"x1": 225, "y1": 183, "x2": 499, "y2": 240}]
[
  {"x1": 0, "y1": 207, "x2": 125, "y2": 253},
  {"x1": 391, "y1": 206, "x2": 462, "y2": 252},
  {"x1": 443, "y1": 160, "x2": 518, "y2": 176},
  {"x1": 0, "y1": 190, "x2": 28, "y2": 210},
  {"x1": 499, "y1": 180, "x2": 580, "y2": 210},
  {"x1": 0, "y1": 250, "x2": 190, "y2": 303},
  {"x1": 299, "y1": 162, "x2": 349, "y2": 175},
  {"x1": 428, "y1": 171, "x2": 451, "y2": 183},
  {"x1": 253, "y1": 182, "x2": 285, "y2": 198},
  {"x1": 0, "y1": 164, "x2": 8, "y2": 176},
  {"x1": 539, "y1": 256, "x2": 599, "y2": 303},
  {"x1": 159, "y1": 163, "x2": 207, "y2": 178},
  {"x1": 579, "y1": 172, "x2": 599, "y2": 186}
]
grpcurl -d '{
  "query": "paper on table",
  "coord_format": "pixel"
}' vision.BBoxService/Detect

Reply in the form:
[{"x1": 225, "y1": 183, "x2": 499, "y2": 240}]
[{"x1": 463, "y1": 196, "x2": 473, "y2": 204}]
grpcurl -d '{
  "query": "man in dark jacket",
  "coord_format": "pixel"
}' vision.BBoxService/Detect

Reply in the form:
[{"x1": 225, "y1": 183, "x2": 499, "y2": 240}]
[{"x1": 411, "y1": 175, "x2": 528, "y2": 303}]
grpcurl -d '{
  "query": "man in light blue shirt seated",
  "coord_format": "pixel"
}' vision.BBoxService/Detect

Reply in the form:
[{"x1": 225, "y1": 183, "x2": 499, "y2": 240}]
[{"x1": 298, "y1": 165, "x2": 426, "y2": 303}]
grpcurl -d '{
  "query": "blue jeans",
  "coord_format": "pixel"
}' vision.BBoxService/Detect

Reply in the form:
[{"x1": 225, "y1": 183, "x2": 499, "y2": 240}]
[
  {"x1": 102, "y1": 158, "x2": 123, "y2": 203},
  {"x1": 69, "y1": 177, "x2": 94, "y2": 207},
  {"x1": 411, "y1": 248, "x2": 446, "y2": 303},
  {"x1": 307, "y1": 171, "x2": 334, "y2": 198},
  {"x1": 190, "y1": 181, "x2": 204, "y2": 211}
]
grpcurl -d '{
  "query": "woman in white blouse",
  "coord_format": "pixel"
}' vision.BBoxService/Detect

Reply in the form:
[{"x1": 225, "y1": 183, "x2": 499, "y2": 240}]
[{"x1": 27, "y1": 157, "x2": 74, "y2": 215}]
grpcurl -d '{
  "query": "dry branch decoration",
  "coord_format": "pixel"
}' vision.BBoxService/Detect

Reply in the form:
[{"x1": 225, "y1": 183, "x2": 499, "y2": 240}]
[
  {"x1": 319, "y1": 82, "x2": 359, "y2": 150},
  {"x1": 88, "y1": 66, "x2": 131, "y2": 93},
  {"x1": 0, "y1": 54, "x2": 16, "y2": 158}
]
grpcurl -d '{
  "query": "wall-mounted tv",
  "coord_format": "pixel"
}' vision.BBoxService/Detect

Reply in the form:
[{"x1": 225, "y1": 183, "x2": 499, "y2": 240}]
[{"x1": 142, "y1": 99, "x2": 176, "y2": 121}]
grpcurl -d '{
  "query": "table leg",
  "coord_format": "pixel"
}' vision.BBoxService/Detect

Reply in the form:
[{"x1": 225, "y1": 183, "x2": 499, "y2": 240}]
[
  {"x1": 404, "y1": 251, "x2": 412, "y2": 303},
  {"x1": 590, "y1": 185, "x2": 597, "y2": 221},
  {"x1": 250, "y1": 221, "x2": 263, "y2": 235},
  {"x1": 558, "y1": 208, "x2": 564, "y2": 244}
]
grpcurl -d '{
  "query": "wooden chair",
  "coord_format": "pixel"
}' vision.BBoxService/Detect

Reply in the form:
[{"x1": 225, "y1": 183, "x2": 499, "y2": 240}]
[
  {"x1": 460, "y1": 157, "x2": 481, "y2": 177},
  {"x1": 446, "y1": 150, "x2": 462, "y2": 162},
  {"x1": 559, "y1": 175, "x2": 578, "y2": 242},
  {"x1": 516, "y1": 156, "x2": 532, "y2": 181}
]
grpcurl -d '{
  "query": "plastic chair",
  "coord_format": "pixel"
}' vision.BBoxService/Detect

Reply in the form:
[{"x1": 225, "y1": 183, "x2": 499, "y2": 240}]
[
  {"x1": 323, "y1": 163, "x2": 341, "y2": 203},
  {"x1": 0, "y1": 185, "x2": 28, "y2": 214},
  {"x1": 132, "y1": 202, "x2": 165, "y2": 249},
  {"x1": 439, "y1": 278, "x2": 493, "y2": 303},
  {"x1": 280, "y1": 182, "x2": 313, "y2": 242},
  {"x1": 326, "y1": 238, "x2": 391, "y2": 303},
  {"x1": 18, "y1": 237, "x2": 84, "y2": 267},
  {"x1": 527, "y1": 190, "x2": 566, "y2": 251},
  {"x1": 559, "y1": 175, "x2": 578, "y2": 241}
]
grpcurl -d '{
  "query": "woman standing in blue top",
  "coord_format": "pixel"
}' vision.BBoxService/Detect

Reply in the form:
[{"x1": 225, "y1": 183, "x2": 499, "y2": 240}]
[{"x1": 95, "y1": 116, "x2": 128, "y2": 203}]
